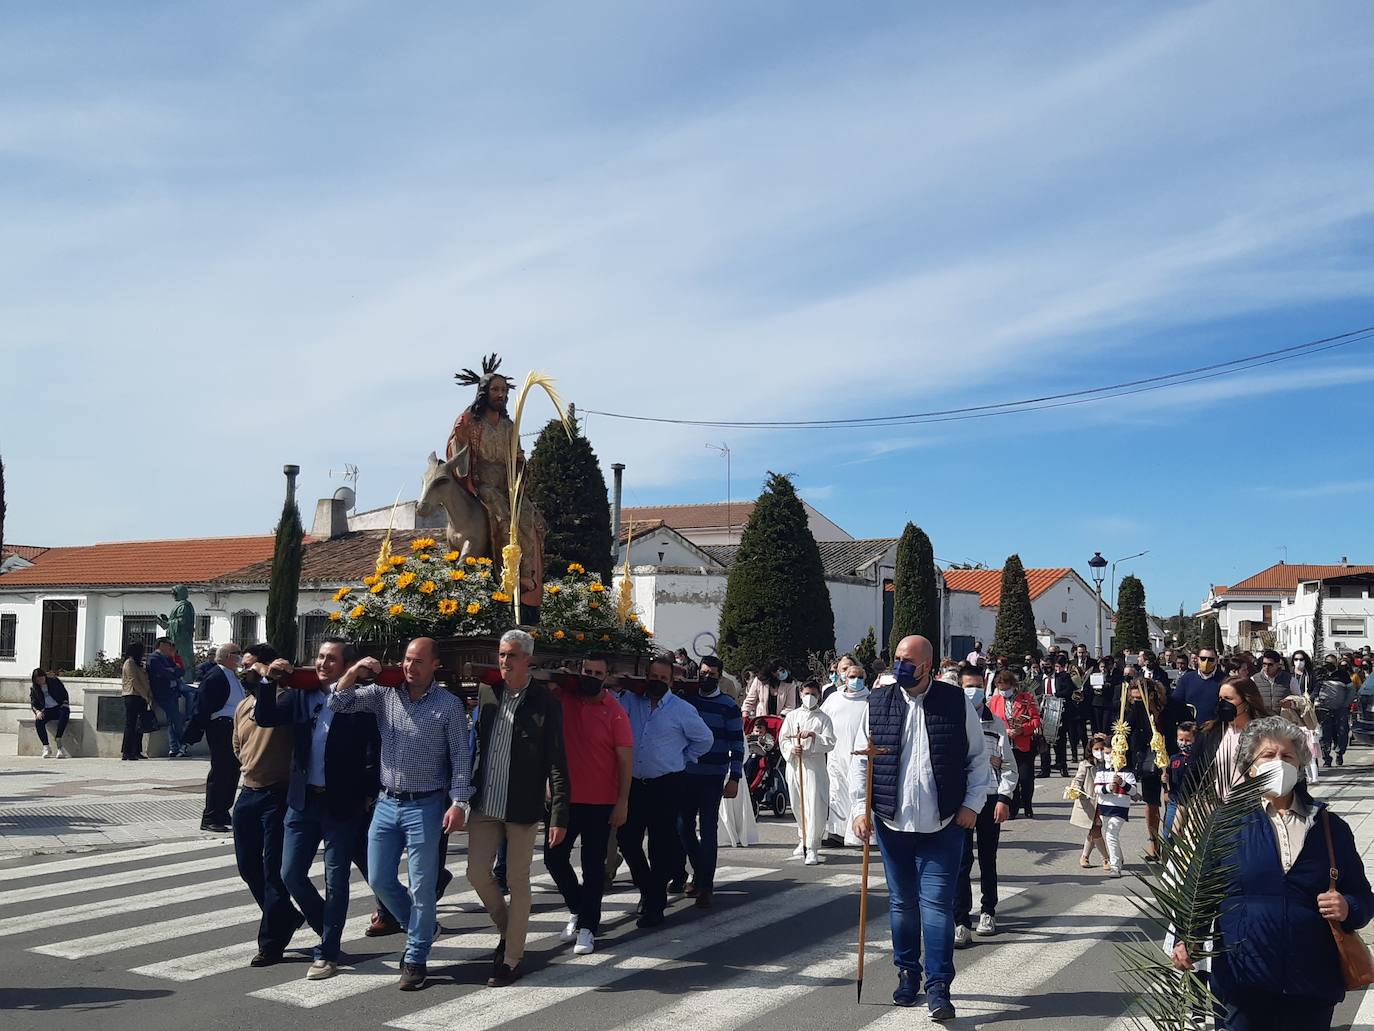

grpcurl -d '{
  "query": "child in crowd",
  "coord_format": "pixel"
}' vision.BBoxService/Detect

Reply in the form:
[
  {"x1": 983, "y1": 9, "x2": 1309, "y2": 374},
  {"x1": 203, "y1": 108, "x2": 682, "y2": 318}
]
[
  {"x1": 1161, "y1": 720, "x2": 1196, "y2": 842},
  {"x1": 1093, "y1": 753, "x2": 1139, "y2": 877},
  {"x1": 1067, "y1": 733, "x2": 1110, "y2": 869},
  {"x1": 778, "y1": 680, "x2": 835, "y2": 866}
]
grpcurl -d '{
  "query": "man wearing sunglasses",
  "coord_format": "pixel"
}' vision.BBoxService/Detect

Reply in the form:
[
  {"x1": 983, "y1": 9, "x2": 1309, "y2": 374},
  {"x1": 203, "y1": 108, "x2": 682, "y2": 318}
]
[{"x1": 1169, "y1": 647, "x2": 1225, "y2": 723}]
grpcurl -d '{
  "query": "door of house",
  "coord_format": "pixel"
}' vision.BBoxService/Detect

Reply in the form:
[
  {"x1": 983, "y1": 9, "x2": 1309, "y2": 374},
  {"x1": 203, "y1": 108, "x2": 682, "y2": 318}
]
[
  {"x1": 40, "y1": 600, "x2": 79, "y2": 672},
  {"x1": 949, "y1": 635, "x2": 975, "y2": 662}
]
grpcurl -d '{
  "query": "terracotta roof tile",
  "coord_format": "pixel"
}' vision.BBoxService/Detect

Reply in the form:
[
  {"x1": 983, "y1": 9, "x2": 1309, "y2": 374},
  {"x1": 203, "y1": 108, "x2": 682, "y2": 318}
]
[
  {"x1": 942, "y1": 567, "x2": 1073, "y2": 608},
  {"x1": 617, "y1": 520, "x2": 667, "y2": 545},
  {"x1": 701, "y1": 539, "x2": 897, "y2": 578},
  {"x1": 621, "y1": 502, "x2": 757, "y2": 531},
  {"x1": 214, "y1": 530, "x2": 434, "y2": 586},
  {"x1": 0, "y1": 544, "x2": 49, "y2": 561},
  {"x1": 1221, "y1": 563, "x2": 1374, "y2": 594},
  {"x1": 0, "y1": 536, "x2": 277, "y2": 587}
]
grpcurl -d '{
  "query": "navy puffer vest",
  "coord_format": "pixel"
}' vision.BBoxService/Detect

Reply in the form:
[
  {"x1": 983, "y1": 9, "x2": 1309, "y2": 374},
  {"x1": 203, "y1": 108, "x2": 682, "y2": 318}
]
[{"x1": 869, "y1": 679, "x2": 969, "y2": 824}]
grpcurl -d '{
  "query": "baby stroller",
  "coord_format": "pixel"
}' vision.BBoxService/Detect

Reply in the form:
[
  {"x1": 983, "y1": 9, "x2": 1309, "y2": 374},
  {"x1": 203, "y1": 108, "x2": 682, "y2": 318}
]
[{"x1": 746, "y1": 715, "x2": 789, "y2": 818}]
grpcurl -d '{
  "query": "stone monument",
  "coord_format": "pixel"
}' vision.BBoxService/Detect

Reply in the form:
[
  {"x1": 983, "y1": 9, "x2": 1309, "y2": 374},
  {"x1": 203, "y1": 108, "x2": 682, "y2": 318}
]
[{"x1": 159, "y1": 584, "x2": 196, "y2": 684}]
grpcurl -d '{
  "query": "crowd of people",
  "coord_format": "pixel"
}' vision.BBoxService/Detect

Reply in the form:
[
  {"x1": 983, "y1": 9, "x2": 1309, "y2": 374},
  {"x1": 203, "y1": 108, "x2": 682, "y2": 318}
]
[{"x1": 28, "y1": 630, "x2": 1374, "y2": 1028}]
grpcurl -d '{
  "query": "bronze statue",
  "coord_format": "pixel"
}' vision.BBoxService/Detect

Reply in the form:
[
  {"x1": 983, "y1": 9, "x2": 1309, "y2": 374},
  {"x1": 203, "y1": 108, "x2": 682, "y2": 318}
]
[
  {"x1": 441, "y1": 354, "x2": 547, "y2": 609},
  {"x1": 158, "y1": 584, "x2": 196, "y2": 684}
]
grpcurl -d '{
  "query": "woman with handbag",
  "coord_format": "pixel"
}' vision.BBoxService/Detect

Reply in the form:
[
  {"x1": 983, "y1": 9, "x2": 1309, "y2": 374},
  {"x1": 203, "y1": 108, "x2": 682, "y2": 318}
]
[
  {"x1": 120, "y1": 639, "x2": 155, "y2": 761},
  {"x1": 1171, "y1": 715, "x2": 1374, "y2": 1030}
]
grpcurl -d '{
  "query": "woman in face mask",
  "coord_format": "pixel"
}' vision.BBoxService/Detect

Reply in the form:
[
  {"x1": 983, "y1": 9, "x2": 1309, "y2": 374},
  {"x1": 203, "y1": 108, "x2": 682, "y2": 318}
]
[
  {"x1": 1172, "y1": 677, "x2": 1272, "y2": 819},
  {"x1": 820, "y1": 665, "x2": 871, "y2": 847},
  {"x1": 1172, "y1": 716, "x2": 1374, "y2": 1031},
  {"x1": 1290, "y1": 650, "x2": 1314, "y2": 697},
  {"x1": 986, "y1": 669, "x2": 1043, "y2": 820},
  {"x1": 741, "y1": 661, "x2": 799, "y2": 720},
  {"x1": 777, "y1": 681, "x2": 836, "y2": 865}
]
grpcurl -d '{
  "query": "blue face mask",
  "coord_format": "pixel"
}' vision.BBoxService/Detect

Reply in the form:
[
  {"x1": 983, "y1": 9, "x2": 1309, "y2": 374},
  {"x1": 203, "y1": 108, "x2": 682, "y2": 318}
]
[{"x1": 892, "y1": 658, "x2": 920, "y2": 689}]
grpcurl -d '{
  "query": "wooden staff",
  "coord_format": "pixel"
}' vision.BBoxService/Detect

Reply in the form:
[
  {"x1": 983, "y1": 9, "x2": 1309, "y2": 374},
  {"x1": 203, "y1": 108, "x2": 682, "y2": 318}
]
[
  {"x1": 853, "y1": 742, "x2": 889, "y2": 1003},
  {"x1": 795, "y1": 726, "x2": 808, "y2": 846}
]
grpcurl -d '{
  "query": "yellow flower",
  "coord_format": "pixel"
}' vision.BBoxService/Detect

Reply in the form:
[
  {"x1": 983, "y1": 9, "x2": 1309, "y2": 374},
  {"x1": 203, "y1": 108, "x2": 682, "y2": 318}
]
[
  {"x1": 333, "y1": 587, "x2": 352, "y2": 602},
  {"x1": 478, "y1": 570, "x2": 491, "y2": 579},
  {"x1": 349, "y1": 604, "x2": 366, "y2": 618},
  {"x1": 417, "y1": 553, "x2": 432, "y2": 562},
  {"x1": 601, "y1": 634, "x2": 611, "y2": 642},
  {"x1": 478, "y1": 557, "x2": 493, "y2": 566},
  {"x1": 465, "y1": 556, "x2": 478, "y2": 567},
  {"x1": 466, "y1": 602, "x2": 481, "y2": 615},
  {"x1": 418, "y1": 580, "x2": 438, "y2": 595},
  {"x1": 589, "y1": 601, "x2": 599, "y2": 610},
  {"x1": 491, "y1": 591, "x2": 511, "y2": 604},
  {"x1": 438, "y1": 599, "x2": 458, "y2": 616},
  {"x1": 645, "y1": 630, "x2": 654, "y2": 638},
  {"x1": 627, "y1": 613, "x2": 638, "y2": 622},
  {"x1": 589, "y1": 582, "x2": 606, "y2": 594},
  {"x1": 450, "y1": 569, "x2": 467, "y2": 582},
  {"x1": 567, "y1": 562, "x2": 585, "y2": 575},
  {"x1": 411, "y1": 537, "x2": 437, "y2": 550},
  {"x1": 363, "y1": 574, "x2": 381, "y2": 587},
  {"x1": 531, "y1": 630, "x2": 541, "y2": 639},
  {"x1": 389, "y1": 603, "x2": 405, "y2": 616},
  {"x1": 388, "y1": 555, "x2": 407, "y2": 567},
  {"x1": 548, "y1": 585, "x2": 562, "y2": 596},
  {"x1": 369, "y1": 581, "x2": 385, "y2": 595},
  {"x1": 395, "y1": 571, "x2": 417, "y2": 589},
  {"x1": 554, "y1": 630, "x2": 566, "y2": 640},
  {"x1": 444, "y1": 551, "x2": 460, "y2": 562},
  {"x1": 329, "y1": 611, "x2": 343, "y2": 622}
]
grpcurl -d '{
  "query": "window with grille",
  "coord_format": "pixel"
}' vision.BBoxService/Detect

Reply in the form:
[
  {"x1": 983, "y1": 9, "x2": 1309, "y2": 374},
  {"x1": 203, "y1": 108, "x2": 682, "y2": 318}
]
[
  {"x1": 231, "y1": 610, "x2": 258, "y2": 648},
  {"x1": 121, "y1": 614, "x2": 160, "y2": 653},
  {"x1": 298, "y1": 611, "x2": 330, "y2": 666},
  {"x1": 196, "y1": 614, "x2": 212, "y2": 642},
  {"x1": 1331, "y1": 617, "x2": 1366, "y2": 637},
  {"x1": 0, "y1": 614, "x2": 16, "y2": 659}
]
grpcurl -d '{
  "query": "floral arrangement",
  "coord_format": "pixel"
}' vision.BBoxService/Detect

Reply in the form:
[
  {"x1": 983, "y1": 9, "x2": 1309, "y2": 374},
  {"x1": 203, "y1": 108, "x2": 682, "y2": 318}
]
[
  {"x1": 332, "y1": 538, "x2": 515, "y2": 642},
  {"x1": 531, "y1": 563, "x2": 654, "y2": 655}
]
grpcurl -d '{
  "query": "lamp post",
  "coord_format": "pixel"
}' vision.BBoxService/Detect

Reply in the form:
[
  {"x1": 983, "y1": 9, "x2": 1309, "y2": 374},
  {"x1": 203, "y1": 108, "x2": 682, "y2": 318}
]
[
  {"x1": 1110, "y1": 549, "x2": 1149, "y2": 608},
  {"x1": 1089, "y1": 551, "x2": 1108, "y2": 658}
]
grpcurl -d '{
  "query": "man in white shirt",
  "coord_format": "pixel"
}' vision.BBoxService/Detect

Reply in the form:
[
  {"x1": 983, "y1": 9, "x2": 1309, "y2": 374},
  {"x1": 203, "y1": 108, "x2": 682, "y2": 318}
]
[{"x1": 852, "y1": 636, "x2": 992, "y2": 1024}]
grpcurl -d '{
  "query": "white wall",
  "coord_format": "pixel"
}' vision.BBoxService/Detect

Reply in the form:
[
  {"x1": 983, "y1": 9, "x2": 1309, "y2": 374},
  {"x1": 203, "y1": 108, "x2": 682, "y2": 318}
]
[
  {"x1": 939, "y1": 575, "x2": 1115, "y2": 658},
  {"x1": 1275, "y1": 582, "x2": 1374, "y2": 654},
  {"x1": 625, "y1": 534, "x2": 713, "y2": 568}
]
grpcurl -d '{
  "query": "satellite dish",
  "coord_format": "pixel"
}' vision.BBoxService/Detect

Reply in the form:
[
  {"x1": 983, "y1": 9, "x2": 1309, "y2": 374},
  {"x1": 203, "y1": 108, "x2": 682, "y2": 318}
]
[
  {"x1": 333, "y1": 486, "x2": 357, "y2": 512},
  {"x1": 692, "y1": 631, "x2": 718, "y2": 660}
]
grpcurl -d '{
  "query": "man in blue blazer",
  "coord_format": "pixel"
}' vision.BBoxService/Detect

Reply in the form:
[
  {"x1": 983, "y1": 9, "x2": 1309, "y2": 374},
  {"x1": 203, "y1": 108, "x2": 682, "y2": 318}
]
[{"x1": 253, "y1": 636, "x2": 381, "y2": 981}]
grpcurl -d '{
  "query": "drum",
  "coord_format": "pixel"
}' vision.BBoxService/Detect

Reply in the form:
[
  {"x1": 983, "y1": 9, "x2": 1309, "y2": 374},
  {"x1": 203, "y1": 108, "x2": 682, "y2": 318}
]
[{"x1": 1041, "y1": 694, "x2": 1065, "y2": 742}]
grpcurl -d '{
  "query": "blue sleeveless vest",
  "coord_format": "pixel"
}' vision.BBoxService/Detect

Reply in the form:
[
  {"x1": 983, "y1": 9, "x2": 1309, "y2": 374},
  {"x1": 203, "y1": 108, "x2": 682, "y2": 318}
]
[{"x1": 869, "y1": 680, "x2": 969, "y2": 824}]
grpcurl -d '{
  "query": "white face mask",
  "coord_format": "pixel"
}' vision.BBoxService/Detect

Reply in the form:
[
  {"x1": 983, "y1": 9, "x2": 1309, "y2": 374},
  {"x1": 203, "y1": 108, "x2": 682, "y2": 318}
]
[
  {"x1": 801, "y1": 694, "x2": 819, "y2": 710},
  {"x1": 963, "y1": 686, "x2": 985, "y2": 710},
  {"x1": 1295, "y1": 659, "x2": 1307, "y2": 672},
  {"x1": 1092, "y1": 749, "x2": 1106, "y2": 761},
  {"x1": 1254, "y1": 758, "x2": 1300, "y2": 799}
]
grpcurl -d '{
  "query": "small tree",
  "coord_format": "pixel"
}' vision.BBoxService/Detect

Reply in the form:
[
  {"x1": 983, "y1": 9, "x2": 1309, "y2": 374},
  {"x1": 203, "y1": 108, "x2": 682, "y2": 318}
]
[
  {"x1": 991, "y1": 554, "x2": 1037, "y2": 659},
  {"x1": 718, "y1": 472, "x2": 836, "y2": 676},
  {"x1": 1116, "y1": 575, "x2": 1149, "y2": 653},
  {"x1": 889, "y1": 522, "x2": 940, "y2": 659},
  {"x1": 526, "y1": 417, "x2": 614, "y2": 583},
  {"x1": 265, "y1": 482, "x2": 304, "y2": 660},
  {"x1": 854, "y1": 626, "x2": 878, "y2": 667},
  {"x1": 1312, "y1": 582, "x2": 1325, "y2": 659}
]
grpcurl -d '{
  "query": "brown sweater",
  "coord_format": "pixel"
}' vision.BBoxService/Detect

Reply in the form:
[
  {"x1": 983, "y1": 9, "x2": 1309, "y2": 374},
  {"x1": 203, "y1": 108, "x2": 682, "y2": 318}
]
[
  {"x1": 232, "y1": 692, "x2": 293, "y2": 789},
  {"x1": 121, "y1": 659, "x2": 153, "y2": 704}
]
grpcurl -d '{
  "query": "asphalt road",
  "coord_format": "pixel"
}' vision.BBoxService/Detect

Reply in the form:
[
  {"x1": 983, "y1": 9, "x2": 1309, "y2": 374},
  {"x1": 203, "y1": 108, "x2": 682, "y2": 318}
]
[{"x1": 2, "y1": 765, "x2": 1370, "y2": 1031}]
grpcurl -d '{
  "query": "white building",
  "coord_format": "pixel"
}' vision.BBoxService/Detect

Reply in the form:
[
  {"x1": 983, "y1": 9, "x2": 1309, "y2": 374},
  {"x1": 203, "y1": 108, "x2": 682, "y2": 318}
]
[
  {"x1": 1274, "y1": 571, "x2": 1374, "y2": 655},
  {"x1": 619, "y1": 501, "x2": 852, "y2": 548},
  {"x1": 1203, "y1": 561, "x2": 1374, "y2": 652},
  {"x1": 942, "y1": 567, "x2": 1118, "y2": 657}
]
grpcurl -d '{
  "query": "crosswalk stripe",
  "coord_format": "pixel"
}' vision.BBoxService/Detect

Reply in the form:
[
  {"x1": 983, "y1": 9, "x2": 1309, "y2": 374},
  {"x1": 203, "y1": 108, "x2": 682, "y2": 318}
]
[
  {"x1": 0, "y1": 851, "x2": 238, "y2": 906},
  {"x1": 31, "y1": 902, "x2": 266, "y2": 959},
  {"x1": 388, "y1": 872, "x2": 864, "y2": 1031},
  {"x1": 0, "y1": 838, "x2": 228, "y2": 882},
  {"x1": 131, "y1": 913, "x2": 374, "y2": 982}
]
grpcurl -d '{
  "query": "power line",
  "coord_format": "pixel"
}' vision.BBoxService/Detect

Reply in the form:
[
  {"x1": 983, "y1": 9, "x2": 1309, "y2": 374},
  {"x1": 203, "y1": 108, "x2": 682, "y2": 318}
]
[{"x1": 582, "y1": 325, "x2": 1374, "y2": 430}]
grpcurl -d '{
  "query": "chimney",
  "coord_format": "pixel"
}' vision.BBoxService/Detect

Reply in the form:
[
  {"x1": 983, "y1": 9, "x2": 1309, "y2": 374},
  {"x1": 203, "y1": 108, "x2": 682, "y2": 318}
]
[
  {"x1": 610, "y1": 463, "x2": 625, "y2": 562},
  {"x1": 283, "y1": 464, "x2": 300, "y2": 508},
  {"x1": 312, "y1": 497, "x2": 349, "y2": 540},
  {"x1": 1342, "y1": 556, "x2": 1349, "y2": 566}
]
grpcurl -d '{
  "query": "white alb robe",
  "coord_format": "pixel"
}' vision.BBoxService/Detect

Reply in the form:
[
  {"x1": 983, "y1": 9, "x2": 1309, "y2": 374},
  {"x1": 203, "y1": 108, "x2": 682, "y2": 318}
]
[
  {"x1": 821, "y1": 687, "x2": 871, "y2": 845},
  {"x1": 718, "y1": 780, "x2": 759, "y2": 846},
  {"x1": 779, "y1": 705, "x2": 836, "y2": 851}
]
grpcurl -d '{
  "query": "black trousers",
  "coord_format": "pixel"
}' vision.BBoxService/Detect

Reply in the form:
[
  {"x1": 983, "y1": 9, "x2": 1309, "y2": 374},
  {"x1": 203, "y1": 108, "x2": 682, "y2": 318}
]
[
  {"x1": 1064, "y1": 718, "x2": 1090, "y2": 763},
  {"x1": 1219, "y1": 989, "x2": 1334, "y2": 1031},
  {"x1": 617, "y1": 773, "x2": 683, "y2": 917},
  {"x1": 202, "y1": 718, "x2": 240, "y2": 826},
  {"x1": 954, "y1": 796, "x2": 1002, "y2": 926},
  {"x1": 122, "y1": 696, "x2": 147, "y2": 759},
  {"x1": 232, "y1": 784, "x2": 303, "y2": 953},
  {"x1": 1012, "y1": 749, "x2": 1037, "y2": 817},
  {"x1": 1091, "y1": 705, "x2": 1112, "y2": 736},
  {"x1": 1038, "y1": 730, "x2": 1067, "y2": 775},
  {"x1": 545, "y1": 803, "x2": 613, "y2": 934},
  {"x1": 33, "y1": 705, "x2": 71, "y2": 746}
]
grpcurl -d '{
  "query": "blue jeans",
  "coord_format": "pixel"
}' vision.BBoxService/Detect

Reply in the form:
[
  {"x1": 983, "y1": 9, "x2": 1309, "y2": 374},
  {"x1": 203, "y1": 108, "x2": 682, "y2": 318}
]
[
  {"x1": 367, "y1": 792, "x2": 446, "y2": 964},
  {"x1": 151, "y1": 684, "x2": 184, "y2": 751},
  {"x1": 678, "y1": 774, "x2": 725, "y2": 893},
  {"x1": 875, "y1": 818, "x2": 964, "y2": 990},
  {"x1": 283, "y1": 793, "x2": 361, "y2": 961},
  {"x1": 1162, "y1": 799, "x2": 1178, "y2": 842},
  {"x1": 232, "y1": 785, "x2": 304, "y2": 953}
]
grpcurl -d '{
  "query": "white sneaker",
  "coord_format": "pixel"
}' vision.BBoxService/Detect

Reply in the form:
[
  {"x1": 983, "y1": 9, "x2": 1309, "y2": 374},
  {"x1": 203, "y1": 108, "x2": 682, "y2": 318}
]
[
  {"x1": 954, "y1": 924, "x2": 973, "y2": 949},
  {"x1": 976, "y1": 912, "x2": 996, "y2": 936},
  {"x1": 41, "y1": 746, "x2": 52, "y2": 759},
  {"x1": 804, "y1": 850, "x2": 819, "y2": 866},
  {"x1": 55, "y1": 745, "x2": 69, "y2": 759},
  {"x1": 573, "y1": 928, "x2": 595, "y2": 955},
  {"x1": 560, "y1": 916, "x2": 579, "y2": 943},
  {"x1": 1110, "y1": 865, "x2": 1123, "y2": 877},
  {"x1": 790, "y1": 843, "x2": 806, "y2": 859}
]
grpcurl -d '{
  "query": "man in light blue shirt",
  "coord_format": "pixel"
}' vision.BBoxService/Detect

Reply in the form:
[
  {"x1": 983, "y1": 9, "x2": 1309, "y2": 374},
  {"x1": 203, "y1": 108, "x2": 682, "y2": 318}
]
[{"x1": 616, "y1": 655, "x2": 712, "y2": 928}]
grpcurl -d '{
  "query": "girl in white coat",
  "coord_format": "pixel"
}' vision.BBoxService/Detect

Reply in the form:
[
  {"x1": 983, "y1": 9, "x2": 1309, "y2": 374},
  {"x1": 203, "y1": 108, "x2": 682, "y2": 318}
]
[{"x1": 779, "y1": 680, "x2": 836, "y2": 865}]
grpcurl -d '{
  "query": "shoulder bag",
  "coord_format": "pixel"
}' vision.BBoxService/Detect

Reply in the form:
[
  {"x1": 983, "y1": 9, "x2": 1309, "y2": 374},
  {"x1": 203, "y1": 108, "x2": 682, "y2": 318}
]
[{"x1": 1321, "y1": 808, "x2": 1374, "y2": 990}]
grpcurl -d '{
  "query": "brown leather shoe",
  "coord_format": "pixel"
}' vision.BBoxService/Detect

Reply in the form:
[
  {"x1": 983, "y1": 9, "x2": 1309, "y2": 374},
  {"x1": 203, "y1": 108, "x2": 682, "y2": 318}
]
[
  {"x1": 366, "y1": 910, "x2": 402, "y2": 937},
  {"x1": 694, "y1": 891, "x2": 713, "y2": 909}
]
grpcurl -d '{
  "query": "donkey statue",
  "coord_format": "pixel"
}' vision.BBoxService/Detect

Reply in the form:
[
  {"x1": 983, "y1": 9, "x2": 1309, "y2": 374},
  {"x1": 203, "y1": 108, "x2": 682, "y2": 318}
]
[{"x1": 417, "y1": 450, "x2": 490, "y2": 561}]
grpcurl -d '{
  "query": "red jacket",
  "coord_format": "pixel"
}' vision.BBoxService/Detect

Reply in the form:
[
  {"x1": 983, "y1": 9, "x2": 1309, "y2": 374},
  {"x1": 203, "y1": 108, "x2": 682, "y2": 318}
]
[{"x1": 988, "y1": 691, "x2": 1041, "y2": 753}]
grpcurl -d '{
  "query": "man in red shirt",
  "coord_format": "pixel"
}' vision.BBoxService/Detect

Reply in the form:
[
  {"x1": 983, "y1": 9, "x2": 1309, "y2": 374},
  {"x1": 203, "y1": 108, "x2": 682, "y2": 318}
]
[{"x1": 544, "y1": 653, "x2": 633, "y2": 956}]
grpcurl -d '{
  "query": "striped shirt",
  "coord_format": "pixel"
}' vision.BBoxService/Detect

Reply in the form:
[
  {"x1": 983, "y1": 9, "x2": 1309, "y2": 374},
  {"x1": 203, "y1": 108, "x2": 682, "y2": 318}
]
[
  {"x1": 684, "y1": 689, "x2": 746, "y2": 780},
  {"x1": 476, "y1": 687, "x2": 525, "y2": 820},
  {"x1": 329, "y1": 680, "x2": 473, "y2": 802}
]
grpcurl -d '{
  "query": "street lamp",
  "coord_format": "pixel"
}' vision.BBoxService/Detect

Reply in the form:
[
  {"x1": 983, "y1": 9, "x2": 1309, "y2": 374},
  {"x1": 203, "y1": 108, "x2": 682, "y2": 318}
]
[
  {"x1": 1089, "y1": 552, "x2": 1108, "y2": 657},
  {"x1": 1110, "y1": 549, "x2": 1150, "y2": 607}
]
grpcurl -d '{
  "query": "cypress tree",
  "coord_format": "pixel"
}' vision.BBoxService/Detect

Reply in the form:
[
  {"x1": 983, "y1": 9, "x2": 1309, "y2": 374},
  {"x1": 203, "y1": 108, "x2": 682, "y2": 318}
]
[
  {"x1": 526, "y1": 417, "x2": 614, "y2": 582},
  {"x1": 888, "y1": 522, "x2": 940, "y2": 659},
  {"x1": 1312, "y1": 583, "x2": 1325, "y2": 659},
  {"x1": 265, "y1": 485, "x2": 304, "y2": 660},
  {"x1": 1116, "y1": 574, "x2": 1149, "y2": 652},
  {"x1": 991, "y1": 554, "x2": 1037, "y2": 659},
  {"x1": 854, "y1": 626, "x2": 878, "y2": 667},
  {"x1": 718, "y1": 472, "x2": 835, "y2": 676}
]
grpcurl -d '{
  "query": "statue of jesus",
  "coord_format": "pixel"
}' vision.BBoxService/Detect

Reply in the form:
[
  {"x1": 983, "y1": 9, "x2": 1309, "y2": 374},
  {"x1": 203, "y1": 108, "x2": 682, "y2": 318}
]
[{"x1": 447, "y1": 354, "x2": 547, "y2": 610}]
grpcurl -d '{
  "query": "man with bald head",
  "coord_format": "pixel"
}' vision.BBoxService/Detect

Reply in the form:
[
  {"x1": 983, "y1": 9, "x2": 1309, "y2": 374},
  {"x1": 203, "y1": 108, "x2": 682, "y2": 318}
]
[
  {"x1": 331, "y1": 637, "x2": 473, "y2": 992},
  {"x1": 852, "y1": 636, "x2": 992, "y2": 1023}
]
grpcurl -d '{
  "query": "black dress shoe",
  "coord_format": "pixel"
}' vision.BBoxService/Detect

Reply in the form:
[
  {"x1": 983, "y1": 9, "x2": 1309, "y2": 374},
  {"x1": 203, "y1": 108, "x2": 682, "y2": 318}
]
[
  {"x1": 636, "y1": 909, "x2": 666, "y2": 929},
  {"x1": 250, "y1": 950, "x2": 283, "y2": 967},
  {"x1": 200, "y1": 822, "x2": 231, "y2": 833},
  {"x1": 694, "y1": 892, "x2": 713, "y2": 909},
  {"x1": 667, "y1": 877, "x2": 687, "y2": 894},
  {"x1": 487, "y1": 962, "x2": 521, "y2": 988}
]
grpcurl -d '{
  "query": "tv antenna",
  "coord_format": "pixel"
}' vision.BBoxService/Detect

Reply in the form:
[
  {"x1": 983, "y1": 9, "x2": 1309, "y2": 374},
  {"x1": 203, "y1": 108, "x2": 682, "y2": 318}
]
[{"x1": 330, "y1": 464, "x2": 359, "y2": 512}]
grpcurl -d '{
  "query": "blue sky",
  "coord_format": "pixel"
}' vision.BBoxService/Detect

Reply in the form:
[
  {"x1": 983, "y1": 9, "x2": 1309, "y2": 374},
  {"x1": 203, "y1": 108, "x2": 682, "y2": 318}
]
[{"x1": 3, "y1": 2, "x2": 1373, "y2": 619}]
